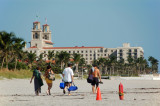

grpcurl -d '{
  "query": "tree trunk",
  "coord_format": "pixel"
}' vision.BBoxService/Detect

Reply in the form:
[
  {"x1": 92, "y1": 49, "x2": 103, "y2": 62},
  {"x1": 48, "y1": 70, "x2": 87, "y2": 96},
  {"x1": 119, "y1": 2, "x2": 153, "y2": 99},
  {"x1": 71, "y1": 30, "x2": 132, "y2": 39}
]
[
  {"x1": 75, "y1": 63, "x2": 79, "y2": 72},
  {"x1": 1, "y1": 57, "x2": 5, "y2": 70},
  {"x1": 14, "y1": 58, "x2": 17, "y2": 71},
  {"x1": 6, "y1": 55, "x2": 8, "y2": 70}
]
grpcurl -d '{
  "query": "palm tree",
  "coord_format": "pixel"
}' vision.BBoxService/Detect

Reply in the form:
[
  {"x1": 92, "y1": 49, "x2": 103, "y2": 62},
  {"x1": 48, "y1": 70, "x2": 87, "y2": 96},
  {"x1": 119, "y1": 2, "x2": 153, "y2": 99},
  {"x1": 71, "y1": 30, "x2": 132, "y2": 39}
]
[
  {"x1": 37, "y1": 53, "x2": 47, "y2": 70},
  {"x1": 27, "y1": 52, "x2": 37, "y2": 69},
  {"x1": 47, "y1": 50, "x2": 55, "y2": 65},
  {"x1": 73, "y1": 53, "x2": 81, "y2": 72},
  {"x1": 12, "y1": 37, "x2": 25, "y2": 70},
  {"x1": 109, "y1": 56, "x2": 117, "y2": 75},
  {"x1": 0, "y1": 31, "x2": 16, "y2": 70},
  {"x1": 104, "y1": 58, "x2": 110, "y2": 75},
  {"x1": 148, "y1": 56, "x2": 159, "y2": 73},
  {"x1": 97, "y1": 57, "x2": 106, "y2": 75},
  {"x1": 57, "y1": 51, "x2": 70, "y2": 69},
  {"x1": 117, "y1": 58, "x2": 125, "y2": 75}
]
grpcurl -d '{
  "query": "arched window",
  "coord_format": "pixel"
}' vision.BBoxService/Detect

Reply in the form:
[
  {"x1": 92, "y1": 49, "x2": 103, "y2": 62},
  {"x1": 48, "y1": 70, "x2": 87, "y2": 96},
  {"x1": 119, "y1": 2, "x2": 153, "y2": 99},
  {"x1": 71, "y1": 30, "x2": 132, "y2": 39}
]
[
  {"x1": 45, "y1": 27, "x2": 47, "y2": 32},
  {"x1": 35, "y1": 33, "x2": 39, "y2": 39},
  {"x1": 36, "y1": 25, "x2": 38, "y2": 30}
]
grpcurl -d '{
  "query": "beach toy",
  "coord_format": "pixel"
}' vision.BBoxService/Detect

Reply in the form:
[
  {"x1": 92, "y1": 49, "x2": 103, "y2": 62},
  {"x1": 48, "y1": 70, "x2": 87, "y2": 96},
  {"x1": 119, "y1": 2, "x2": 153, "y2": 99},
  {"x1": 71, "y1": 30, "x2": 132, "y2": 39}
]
[
  {"x1": 60, "y1": 82, "x2": 65, "y2": 89},
  {"x1": 68, "y1": 83, "x2": 78, "y2": 91},
  {"x1": 119, "y1": 82, "x2": 124, "y2": 100},
  {"x1": 96, "y1": 87, "x2": 102, "y2": 101}
]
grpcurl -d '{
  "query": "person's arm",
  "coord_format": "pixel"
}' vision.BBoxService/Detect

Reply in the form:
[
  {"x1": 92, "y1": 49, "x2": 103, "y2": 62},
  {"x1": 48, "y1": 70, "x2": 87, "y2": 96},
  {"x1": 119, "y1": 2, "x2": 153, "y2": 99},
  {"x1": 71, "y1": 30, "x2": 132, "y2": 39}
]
[
  {"x1": 98, "y1": 69, "x2": 102, "y2": 82},
  {"x1": 51, "y1": 70, "x2": 54, "y2": 74},
  {"x1": 30, "y1": 73, "x2": 34, "y2": 83},
  {"x1": 71, "y1": 69, "x2": 74, "y2": 82},
  {"x1": 71, "y1": 75, "x2": 74, "y2": 82}
]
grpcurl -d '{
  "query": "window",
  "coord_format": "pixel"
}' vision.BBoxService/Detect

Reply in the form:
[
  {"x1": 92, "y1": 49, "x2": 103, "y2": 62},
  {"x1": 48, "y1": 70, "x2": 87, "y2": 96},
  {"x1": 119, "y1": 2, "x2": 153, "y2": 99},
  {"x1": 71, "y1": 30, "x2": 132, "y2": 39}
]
[
  {"x1": 90, "y1": 58, "x2": 92, "y2": 60},
  {"x1": 100, "y1": 48, "x2": 103, "y2": 52},
  {"x1": 120, "y1": 49, "x2": 122, "y2": 52},
  {"x1": 77, "y1": 51, "x2": 79, "y2": 53},
  {"x1": 86, "y1": 54, "x2": 88, "y2": 56},
  {"x1": 45, "y1": 27, "x2": 47, "y2": 32},
  {"x1": 36, "y1": 25, "x2": 38, "y2": 29},
  {"x1": 44, "y1": 35, "x2": 48, "y2": 40},
  {"x1": 35, "y1": 33, "x2": 38, "y2": 39},
  {"x1": 120, "y1": 53, "x2": 122, "y2": 56},
  {"x1": 111, "y1": 50, "x2": 113, "y2": 52},
  {"x1": 73, "y1": 51, "x2": 75, "y2": 54},
  {"x1": 129, "y1": 49, "x2": 131, "y2": 52},
  {"x1": 134, "y1": 53, "x2": 137, "y2": 56},
  {"x1": 35, "y1": 43, "x2": 37, "y2": 47},
  {"x1": 69, "y1": 51, "x2": 71, "y2": 53},
  {"x1": 81, "y1": 51, "x2": 83, "y2": 53},
  {"x1": 134, "y1": 49, "x2": 137, "y2": 52},
  {"x1": 86, "y1": 51, "x2": 88, "y2": 53},
  {"x1": 104, "y1": 54, "x2": 106, "y2": 56},
  {"x1": 90, "y1": 50, "x2": 92, "y2": 53},
  {"x1": 90, "y1": 54, "x2": 92, "y2": 56},
  {"x1": 98, "y1": 54, "x2": 99, "y2": 56},
  {"x1": 105, "y1": 49, "x2": 107, "y2": 52},
  {"x1": 86, "y1": 58, "x2": 88, "y2": 60}
]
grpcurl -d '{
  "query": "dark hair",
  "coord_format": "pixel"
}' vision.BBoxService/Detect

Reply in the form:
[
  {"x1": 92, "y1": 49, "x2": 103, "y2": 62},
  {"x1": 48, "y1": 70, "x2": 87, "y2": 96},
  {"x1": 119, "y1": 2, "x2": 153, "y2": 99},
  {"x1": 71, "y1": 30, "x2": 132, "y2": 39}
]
[
  {"x1": 68, "y1": 63, "x2": 72, "y2": 67},
  {"x1": 36, "y1": 67, "x2": 40, "y2": 70},
  {"x1": 93, "y1": 64, "x2": 98, "y2": 67},
  {"x1": 47, "y1": 65, "x2": 51, "y2": 69}
]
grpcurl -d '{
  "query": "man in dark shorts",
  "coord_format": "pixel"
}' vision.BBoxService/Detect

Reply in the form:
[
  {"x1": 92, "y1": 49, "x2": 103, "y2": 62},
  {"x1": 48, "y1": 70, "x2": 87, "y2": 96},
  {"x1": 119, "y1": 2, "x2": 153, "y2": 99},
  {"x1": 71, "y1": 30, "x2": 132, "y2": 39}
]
[{"x1": 91, "y1": 65, "x2": 102, "y2": 94}]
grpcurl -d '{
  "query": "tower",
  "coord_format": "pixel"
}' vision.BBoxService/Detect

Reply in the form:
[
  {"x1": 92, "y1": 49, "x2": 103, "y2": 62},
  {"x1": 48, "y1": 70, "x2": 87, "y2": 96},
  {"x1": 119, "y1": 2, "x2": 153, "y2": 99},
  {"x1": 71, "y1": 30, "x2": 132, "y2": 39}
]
[{"x1": 30, "y1": 21, "x2": 53, "y2": 49}]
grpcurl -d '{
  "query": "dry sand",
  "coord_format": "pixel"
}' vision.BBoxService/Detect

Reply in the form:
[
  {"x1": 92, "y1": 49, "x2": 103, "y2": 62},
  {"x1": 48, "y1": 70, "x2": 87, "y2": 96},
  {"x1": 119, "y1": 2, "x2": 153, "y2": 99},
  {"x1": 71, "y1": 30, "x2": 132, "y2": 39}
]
[{"x1": 0, "y1": 78, "x2": 160, "y2": 106}]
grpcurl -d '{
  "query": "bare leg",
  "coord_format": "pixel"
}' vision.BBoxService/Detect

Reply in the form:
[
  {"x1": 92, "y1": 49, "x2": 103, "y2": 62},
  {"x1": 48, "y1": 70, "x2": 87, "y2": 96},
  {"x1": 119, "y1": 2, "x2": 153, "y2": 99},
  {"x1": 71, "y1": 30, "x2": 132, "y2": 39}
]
[
  {"x1": 96, "y1": 86, "x2": 98, "y2": 93},
  {"x1": 47, "y1": 83, "x2": 52, "y2": 95},
  {"x1": 63, "y1": 86, "x2": 67, "y2": 94},
  {"x1": 48, "y1": 83, "x2": 52, "y2": 95},
  {"x1": 68, "y1": 83, "x2": 72, "y2": 95},
  {"x1": 92, "y1": 85, "x2": 95, "y2": 94}
]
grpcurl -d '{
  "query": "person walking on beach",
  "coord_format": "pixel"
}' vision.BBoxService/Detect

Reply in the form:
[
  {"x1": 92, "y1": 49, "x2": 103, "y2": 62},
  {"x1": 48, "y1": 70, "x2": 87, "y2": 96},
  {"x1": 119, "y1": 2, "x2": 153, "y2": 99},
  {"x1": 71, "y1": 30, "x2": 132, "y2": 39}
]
[
  {"x1": 30, "y1": 67, "x2": 43, "y2": 96},
  {"x1": 62, "y1": 63, "x2": 74, "y2": 95},
  {"x1": 44, "y1": 65, "x2": 54, "y2": 95},
  {"x1": 91, "y1": 65, "x2": 102, "y2": 94}
]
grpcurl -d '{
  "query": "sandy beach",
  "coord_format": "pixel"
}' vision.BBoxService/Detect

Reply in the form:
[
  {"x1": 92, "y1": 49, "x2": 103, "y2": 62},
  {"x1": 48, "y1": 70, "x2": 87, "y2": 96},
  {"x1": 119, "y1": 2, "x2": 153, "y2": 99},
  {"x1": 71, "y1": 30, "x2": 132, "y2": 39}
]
[{"x1": 0, "y1": 78, "x2": 160, "y2": 106}]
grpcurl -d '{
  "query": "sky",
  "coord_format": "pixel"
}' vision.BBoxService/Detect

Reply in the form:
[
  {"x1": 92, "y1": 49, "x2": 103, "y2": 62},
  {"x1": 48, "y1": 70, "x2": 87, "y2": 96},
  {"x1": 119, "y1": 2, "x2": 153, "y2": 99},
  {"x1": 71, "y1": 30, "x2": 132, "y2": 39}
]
[{"x1": 0, "y1": 0, "x2": 160, "y2": 71}]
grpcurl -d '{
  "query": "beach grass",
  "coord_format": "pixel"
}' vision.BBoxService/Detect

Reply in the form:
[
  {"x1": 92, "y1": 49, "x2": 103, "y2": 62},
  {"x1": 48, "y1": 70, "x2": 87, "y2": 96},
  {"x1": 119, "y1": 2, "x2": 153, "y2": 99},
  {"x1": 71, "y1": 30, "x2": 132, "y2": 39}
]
[
  {"x1": 0, "y1": 68, "x2": 61, "y2": 79},
  {"x1": 0, "y1": 69, "x2": 33, "y2": 79}
]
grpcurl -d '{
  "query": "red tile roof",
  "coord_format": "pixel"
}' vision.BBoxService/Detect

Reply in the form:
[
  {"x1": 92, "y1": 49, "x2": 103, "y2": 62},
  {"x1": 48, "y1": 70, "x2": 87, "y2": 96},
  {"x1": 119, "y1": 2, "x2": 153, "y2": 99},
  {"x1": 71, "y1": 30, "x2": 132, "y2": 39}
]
[
  {"x1": 43, "y1": 46, "x2": 103, "y2": 49},
  {"x1": 29, "y1": 46, "x2": 37, "y2": 48},
  {"x1": 34, "y1": 21, "x2": 40, "y2": 23},
  {"x1": 43, "y1": 24, "x2": 49, "y2": 26},
  {"x1": 44, "y1": 41, "x2": 54, "y2": 44}
]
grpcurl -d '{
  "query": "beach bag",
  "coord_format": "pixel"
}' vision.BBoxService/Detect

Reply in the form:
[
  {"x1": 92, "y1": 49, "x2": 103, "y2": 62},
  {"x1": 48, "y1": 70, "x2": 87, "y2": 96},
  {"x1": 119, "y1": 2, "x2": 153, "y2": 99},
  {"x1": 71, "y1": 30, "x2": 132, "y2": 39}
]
[
  {"x1": 59, "y1": 82, "x2": 65, "y2": 89},
  {"x1": 48, "y1": 73, "x2": 55, "y2": 81},
  {"x1": 68, "y1": 83, "x2": 78, "y2": 91},
  {"x1": 87, "y1": 74, "x2": 93, "y2": 83}
]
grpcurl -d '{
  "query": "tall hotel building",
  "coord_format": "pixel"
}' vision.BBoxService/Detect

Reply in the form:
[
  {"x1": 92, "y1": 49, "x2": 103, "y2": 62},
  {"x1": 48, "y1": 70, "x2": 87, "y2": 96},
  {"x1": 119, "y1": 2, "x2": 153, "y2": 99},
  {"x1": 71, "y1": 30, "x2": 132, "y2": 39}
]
[{"x1": 24, "y1": 22, "x2": 144, "y2": 64}]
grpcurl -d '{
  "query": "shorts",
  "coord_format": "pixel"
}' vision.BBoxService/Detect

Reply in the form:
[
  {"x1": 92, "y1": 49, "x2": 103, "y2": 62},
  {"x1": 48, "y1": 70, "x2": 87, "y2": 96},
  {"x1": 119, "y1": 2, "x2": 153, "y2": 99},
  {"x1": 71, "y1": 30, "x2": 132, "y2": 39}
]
[
  {"x1": 64, "y1": 82, "x2": 72, "y2": 87},
  {"x1": 91, "y1": 77, "x2": 99, "y2": 87},
  {"x1": 45, "y1": 78, "x2": 52, "y2": 84}
]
